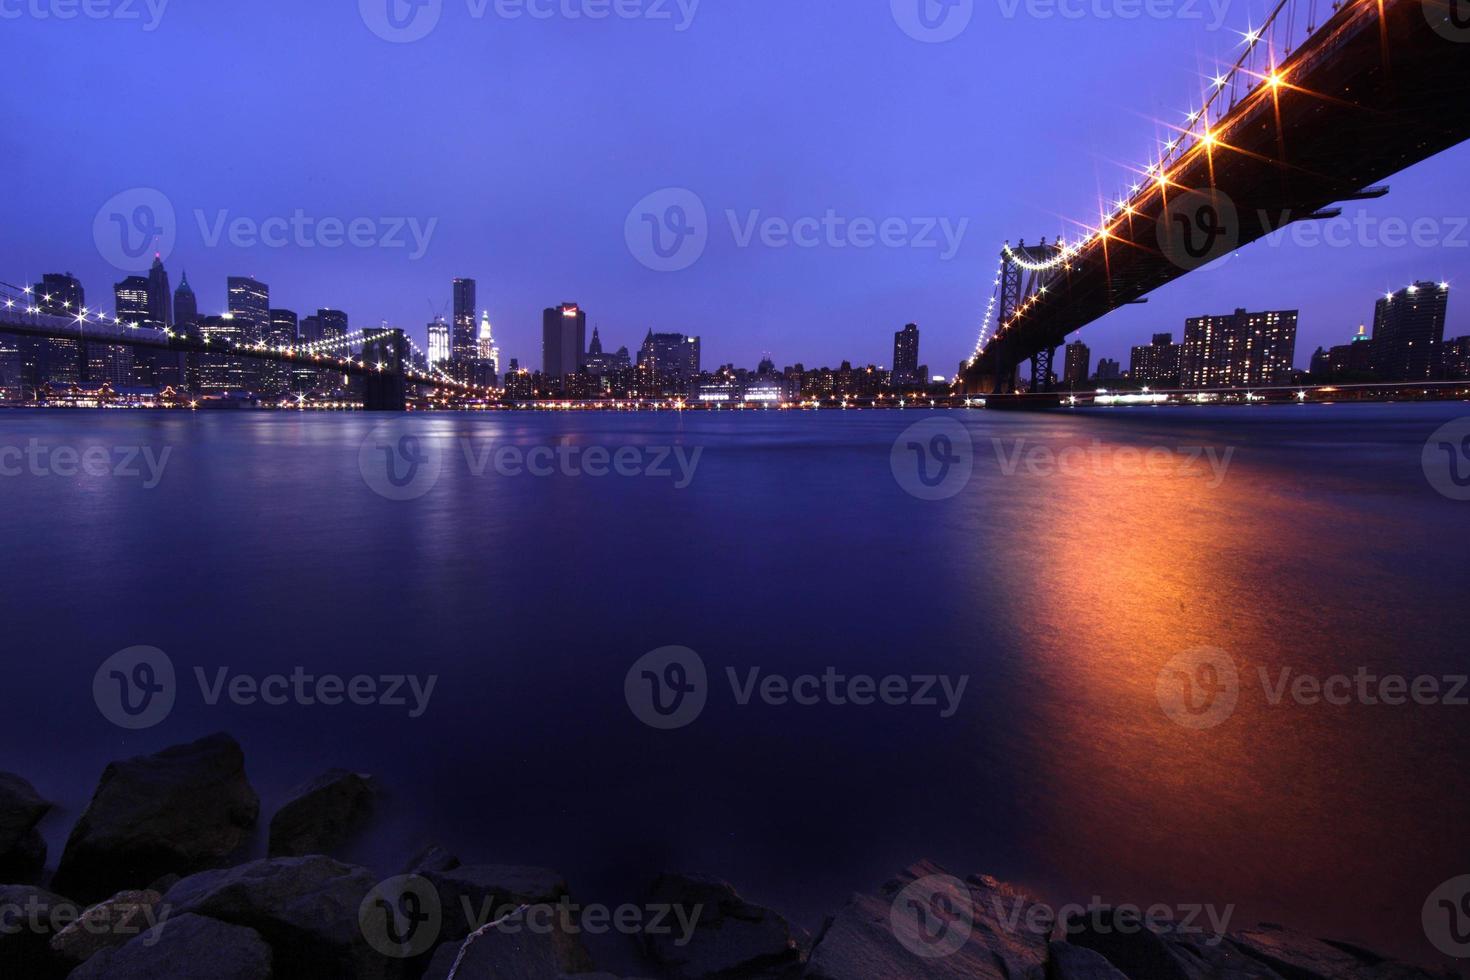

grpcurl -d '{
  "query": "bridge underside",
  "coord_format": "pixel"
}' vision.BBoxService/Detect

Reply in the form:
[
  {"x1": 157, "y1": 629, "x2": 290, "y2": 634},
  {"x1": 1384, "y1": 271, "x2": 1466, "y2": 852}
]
[{"x1": 964, "y1": 0, "x2": 1470, "y2": 394}]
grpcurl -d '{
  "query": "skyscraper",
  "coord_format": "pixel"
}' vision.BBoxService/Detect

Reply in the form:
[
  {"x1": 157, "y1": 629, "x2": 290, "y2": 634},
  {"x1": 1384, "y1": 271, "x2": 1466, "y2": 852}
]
[
  {"x1": 637, "y1": 330, "x2": 700, "y2": 383},
  {"x1": 1179, "y1": 308, "x2": 1298, "y2": 388},
  {"x1": 1129, "y1": 333, "x2": 1181, "y2": 385},
  {"x1": 1372, "y1": 282, "x2": 1449, "y2": 381},
  {"x1": 476, "y1": 310, "x2": 500, "y2": 384},
  {"x1": 174, "y1": 272, "x2": 199, "y2": 330},
  {"x1": 114, "y1": 277, "x2": 152, "y2": 326},
  {"x1": 427, "y1": 317, "x2": 451, "y2": 370},
  {"x1": 227, "y1": 276, "x2": 270, "y2": 343},
  {"x1": 542, "y1": 303, "x2": 587, "y2": 380},
  {"x1": 268, "y1": 309, "x2": 298, "y2": 347},
  {"x1": 893, "y1": 323, "x2": 920, "y2": 387},
  {"x1": 1063, "y1": 340, "x2": 1091, "y2": 386},
  {"x1": 29, "y1": 273, "x2": 85, "y2": 387},
  {"x1": 147, "y1": 254, "x2": 173, "y2": 327},
  {"x1": 318, "y1": 309, "x2": 349, "y2": 342},
  {"x1": 452, "y1": 279, "x2": 477, "y2": 373}
]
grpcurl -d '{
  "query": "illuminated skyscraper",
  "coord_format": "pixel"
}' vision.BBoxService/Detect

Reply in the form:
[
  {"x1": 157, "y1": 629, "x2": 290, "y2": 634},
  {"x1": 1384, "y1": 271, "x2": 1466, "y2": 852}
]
[
  {"x1": 29, "y1": 273, "x2": 85, "y2": 386},
  {"x1": 1063, "y1": 340, "x2": 1091, "y2": 386},
  {"x1": 893, "y1": 323, "x2": 920, "y2": 386},
  {"x1": 452, "y1": 278, "x2": 477, "y2": 373},
  {"x1": 477, "y1": 310, "x2": 501, "y2": 383},
  {"x1": 542, "y1": 303, "x2": 587, "y2": 380},
  {"x1": 1129, "y1": 333, "x2": 1181, "y2": 385},
  {"x1": 147, "y1": 254, "x2": 172, "y2": 327},
  {"x1": 1179, "y1": 309, "x2": 1298, "y2": 388},
  {"x1": 1372, "y1": 282, "x2": 1449, "y2": 381},
  {"x1": 428, "y1": 317, "x2": 451, "y2": 370},
  {"x1": 227, "y1": 276, "x2": 270, "y2": 343},
  {"x1": 173, "y1": 272, "x2": 198, "y2": 329}
]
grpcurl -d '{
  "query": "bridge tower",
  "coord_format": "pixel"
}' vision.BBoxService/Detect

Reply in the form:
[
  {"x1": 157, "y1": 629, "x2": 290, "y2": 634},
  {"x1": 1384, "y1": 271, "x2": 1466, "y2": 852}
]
[
  {"x1": 992, "y1": 240, "x2": 1063, "y2": 394},
  {"x1": 362, "y1": 328, "x2": 408, "y2": 412}
]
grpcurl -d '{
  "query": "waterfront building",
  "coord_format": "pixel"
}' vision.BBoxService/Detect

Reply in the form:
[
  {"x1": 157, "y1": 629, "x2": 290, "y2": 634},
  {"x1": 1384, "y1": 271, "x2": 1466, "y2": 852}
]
[
  {"x1": 476, "y1": 310, "x2": 500, "y2": 385},
  {"x1": 1326, "y1": 325, "x2": 1377, "y2": 379},
  {"x1": 893, "y1": 323, "x2": 921, "y2": 387},
  {"x1": 1372, "y1": 282, "x2": 1449, "y2": 381},
  {"x1": 1130, "y1": 333, "x2": 1181, "y2": 386},
  {"x1": 1179, "y1": 308, "x2": 1298, "y2": 388},
  {"x1": 1063, "y1": 340, "x2": 1091, "y2": 386},
  {"x1": 637, "y1": 330, "x2": 701, "y2": 384},
  {"x1": 1444, "y1": 336, "x2": 1470, "y2": 379},
  {"x1": 173, "y1": 272, "x2": 199, "y2": 329},
  {"x1": 543, "y1": 303, "x2": 587, "y2": 380},
  {"x1": 147, "y1": 254, "x2": 172, "y2": 327},
  {"x1": 1094, "y1": 358, "x2": 1122, "y2": 382},
  {"x1": 452, "y1": 279, "x2": 477, "y2": 377},
  {"x1": 30, "y1": 273, "x2": 86, "y2": 388},
  {"x1": 227, "y1": 276, "x2": 270, "y2": 343},
  {"x1": 428, "y1": 318, "x2": 451, "y2": 370}
]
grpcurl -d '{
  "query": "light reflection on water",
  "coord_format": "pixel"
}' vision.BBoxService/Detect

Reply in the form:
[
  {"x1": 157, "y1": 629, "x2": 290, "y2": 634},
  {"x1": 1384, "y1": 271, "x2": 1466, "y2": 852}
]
[{"x1": 0, "y1": 403, "x2": 1464, "y2": 967}]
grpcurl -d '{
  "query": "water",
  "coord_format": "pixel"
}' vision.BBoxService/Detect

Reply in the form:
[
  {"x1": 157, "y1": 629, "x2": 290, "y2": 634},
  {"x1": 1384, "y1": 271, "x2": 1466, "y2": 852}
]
[{"x1": 1, "y1": 404, "x2": 1466, "y2": 970}]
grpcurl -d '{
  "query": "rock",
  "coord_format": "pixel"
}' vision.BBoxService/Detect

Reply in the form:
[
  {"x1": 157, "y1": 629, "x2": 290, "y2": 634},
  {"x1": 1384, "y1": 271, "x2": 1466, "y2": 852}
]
[
  {"x1": 420, "y1": 904, "x2": 593, "y2": 980},
  {"x1": 48, "y1": 889, "x2": 161, "y2": 965},
  {"x1": 1231, "y1": 923, "x2": 1454, "y2": 979},
  {"x1": 0, "y1": 772, "x2": 52, "y2": 883},
  {"x1": 424, "y1": 864, "x2": 570, "y2": 941},
  {"x1": 642, "y1": 872, "x2": 802, "y2": 980},
  {"x1": 67, "y1": 913, "x2": 273, "y2": 980},
  {"x1": 267, "y1": 769, "x2": 378, "y2": 858},
  {"x1": 1064, "y1": 906, "x2": 1283, "y2": 980},
  {"x1": 805, "y1": 861, "x2": 1050, "y2": 980},
  {"x1": 0, "y1": 885, "x2": 76, "y2": 979},
  {"x1": 163, "y1": 854, "x2": 398, "y2": 979},
  {"x1": 403, "y1": 842, "x2": 461, "y2": 876},
  {"x1": 54, "y1": 734, "x2": 259, "y2": 902},
  {"x1": 1047, "y1": 940, "x2": 1130, "y2": 979}
]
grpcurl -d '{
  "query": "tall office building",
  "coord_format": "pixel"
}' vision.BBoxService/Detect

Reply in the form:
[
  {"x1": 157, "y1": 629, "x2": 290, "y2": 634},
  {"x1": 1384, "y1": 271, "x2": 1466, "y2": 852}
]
[
  {"x1": 452, "y1": 279, "x2": 477, "y2": 372},
  {"x1": 114, "y1": 277, "x2": 152, "y2": 326},
  {"x1": 893, "y1": 323, "x2": 920, "y2": 386},
  {"x1": 1063, "y1": 340, "x2": 1091, "y2": 386},
  {"x1": 299, "y1": 314, "x2": 323, "y2": 345},
  {"x1": 227, "y1": 277, "x2": 270, "y2": 343},
  {"x1": 542, "y1": 303, "x2": 587, "y2": 380},
  {"x1": 318, "y1": 309, "x2": 348, "y2": 341},
  {"x1": 29, "y1": 273, "x2": 86, "y2": 387},
  {"x1": 476, "y1": 310, "x2": 500, "y2": 383},
  {"x1": 427, "y1": 317, "x2": 451, "y2": 370},
  {"x1": 173, "y1": 273, "x2": 199, "y2": 329},
  {"x1": 268, "y1": 309, "x2": 298, "y2": 347},
  {"x1": 1129, "y1": 333, "x2": 1182, "y2": 385},
  {"x1": 147, "y1": 254, "x2": 172, "y2": 327},
  {"x1": 1095, "y1": 358, "x2": 1123, "y2": 381},
  {"x1": 1179, "y1": 308, "x2": 1299, "y2": 388},
  {"x1": 197, "y1": 315, "x2": 249, "y2": 391},
  {"x1": 637, "y1": 330, "x2": 700, "y2": 383},
  {"x1": 1372, "y1": 282, "x2": 1449, "y2": 381}
]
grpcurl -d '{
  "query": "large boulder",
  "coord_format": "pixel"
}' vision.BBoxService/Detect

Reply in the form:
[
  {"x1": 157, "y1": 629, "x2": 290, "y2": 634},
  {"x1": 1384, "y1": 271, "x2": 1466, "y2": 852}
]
[
  {"x1": 421, "y1": 904, "x2": 593, "y2": 980},
  {"x1": 0, "y1": 772, "x2": 52, "y2": 883},
  {"x1": 53, "y1": 734, "x2": 259, "y2": 902},
  {"x1": 805, "y1": 861, "x2": 1050, "y2": 980},
  {"x1": 1230, "y1": 923, "x2": 1455, "y2": 979},
  {"x1": 1047, "y1": 940, "x2": 1129, "y2": 979},
  {"x1": 642, "y1": 872, "x2": 802, "y2": 979},
  {"x1": 402, "y1": 842, "x2": 461, "y2": 876},
  {"x1": 267, "y1": 769, "x2": 378, "y2": 858},
  {"x1": 67, "y1": 912, "x2": 273, "y2": 980},
  {"x1": 163, "y1": 854, "x2": 397, "y2": 979},
  {"x1": 48, "y1": 888, "x2": 162, "y2": 967},
  {"x1": 1064, "y1": 906, "x2": 1282, "y2": 980},
  {"x1": 0, "y1": 884, "x2": 77, "y2": 979},
  {"x1": 423, "y1": 864, "x2": 570, "y2": 941}
]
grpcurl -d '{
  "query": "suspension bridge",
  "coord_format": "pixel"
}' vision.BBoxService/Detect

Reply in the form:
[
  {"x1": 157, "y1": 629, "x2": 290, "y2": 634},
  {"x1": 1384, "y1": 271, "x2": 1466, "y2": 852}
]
[
  {"x1": 0, "y1": 281, "x2": 489, "y2": 410},
  {"x1": 961, "y1": 0, "x2": 1470, "y2": 395}
]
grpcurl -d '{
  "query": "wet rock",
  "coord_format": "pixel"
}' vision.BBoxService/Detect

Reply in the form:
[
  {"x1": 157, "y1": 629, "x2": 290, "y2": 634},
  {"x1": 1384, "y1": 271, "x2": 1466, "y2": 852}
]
[
  {"x1": 48, "y1": 888, "x2": 161, "y2": 966},
  {"x1": 54, "y1": 734, "x2": 259, "y2": 902},
  {"x1": 424, "y1": 863, "x2": 570, "y2": 941},
  {"x1": 642, "y1": 872, "x2": 802, "y2": 980},
  {"x1": 805, "y1": 860, "x2": 1050, "y2": 980},
  {"x1": 1064, "y1": 906, "x2": 1283, "y2": 980},
  {"x1": 163, "y1": 854, "x2": 395, "y2": 979},
  {"x1": 267, "y1": 769, "x2": 378, "y2": 858},
  {"x1": 67, "y1": 913, "x2": 273, "y2": 980},
  {"x1": 421, "y1": 904, "x2": 593, "y2": 980},
  {"x1": 1231, "y1": 923, "x2": 1454, "y2": 979},
  {"x1": 403, "y1": 842, "x2": 461, "y2": 876},
  {"x1": 0, "y1": 772, "x2": 52, "y2": 883},
  {"x1": 0, "y1": 885, "x2": 75, "y2": 979},
  {"x1": 1047, "y1": 940, "x2": 1129, "y2": 979}
]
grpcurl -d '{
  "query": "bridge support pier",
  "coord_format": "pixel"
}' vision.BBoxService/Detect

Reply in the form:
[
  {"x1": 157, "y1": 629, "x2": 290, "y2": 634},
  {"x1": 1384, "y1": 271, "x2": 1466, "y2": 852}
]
[{"x1": 362, "y1": 329, "x2": 408, "y2": 412}]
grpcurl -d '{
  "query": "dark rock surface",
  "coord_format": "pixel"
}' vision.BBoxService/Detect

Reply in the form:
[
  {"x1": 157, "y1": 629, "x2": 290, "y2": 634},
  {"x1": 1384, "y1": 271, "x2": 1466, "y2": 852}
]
[
  {"x1": 0, "y1": 771, "x2": 52, "y2": 883},
  {"x1": 1065, "y1": 907, "x2": 1283, "y2": 980},
  {"x1": 1048, "y1": 940, "x2": 1131, "y2": 979},
  {"x1": 162, "y1": 854, "x2": 396, "y2": 979},
  {"x1": 403, "y1": 842, "x2": 462, "y2": 876},
  {"x1": 66, "y1": 913, "x2": 274, "y2": 980},
  {"x1": 805, "y1": 860, "x2": 1049, "y2": 980},
  {"x1": 642, "y1": 872, "x2": 803, "y2": 980},
  {"x1": 48, "y1": 888, "x2": 162, "y2": 966},
  {"x1": 421, "y1": 904, "x2": 594, "y2": 980},
  {"x1": 1230, "y1": 924, "x2": 1455, "y2": 979},
  {"x1": 267, "y1": 768, "x2": 378, "y2": 858},
  {"x1": 0, "y1": 884, "x2": 75, "y2": 979},
  {"x1": 53, "y1": 734, "x2": 259, "y2": 902},
  {"x1": 424, "y1": 863, "x2": 570, "y2": 941}
]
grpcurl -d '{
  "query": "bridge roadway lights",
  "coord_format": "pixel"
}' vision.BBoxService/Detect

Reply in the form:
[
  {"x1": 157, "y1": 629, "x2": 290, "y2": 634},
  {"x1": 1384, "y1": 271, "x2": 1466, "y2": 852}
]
[{"x1": 363, "y1": 328, "x2": 407, "y2": 412}]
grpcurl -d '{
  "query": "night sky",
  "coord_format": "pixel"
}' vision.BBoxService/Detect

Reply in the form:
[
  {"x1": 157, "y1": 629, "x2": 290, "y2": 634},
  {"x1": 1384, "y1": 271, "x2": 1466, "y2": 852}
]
[{"x1": 6, "y1": 0, "x2": 1466, "y2": 374}]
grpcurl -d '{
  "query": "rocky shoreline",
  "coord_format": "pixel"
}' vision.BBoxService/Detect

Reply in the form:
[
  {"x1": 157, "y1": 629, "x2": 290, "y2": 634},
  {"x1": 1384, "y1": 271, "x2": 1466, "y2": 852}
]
[{"x1": 0, "y1": 733, "x2": 1457, "y2": 979}]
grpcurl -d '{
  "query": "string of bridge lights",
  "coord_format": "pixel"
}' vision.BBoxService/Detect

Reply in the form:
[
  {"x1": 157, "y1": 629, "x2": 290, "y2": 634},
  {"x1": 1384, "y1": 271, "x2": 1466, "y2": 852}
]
[
  {"x1": 972, "y1": 0, "x2": 1346, "y2": 363},
  {"x1": 1, "y1": 280, "x2": 485, "y2": 393}
]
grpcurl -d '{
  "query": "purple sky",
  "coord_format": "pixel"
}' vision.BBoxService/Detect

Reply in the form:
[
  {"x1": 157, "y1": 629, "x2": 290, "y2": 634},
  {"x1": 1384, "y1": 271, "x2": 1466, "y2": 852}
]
[{"x1": 5, "y1": 0, "x2": 1466, "y2": 374}]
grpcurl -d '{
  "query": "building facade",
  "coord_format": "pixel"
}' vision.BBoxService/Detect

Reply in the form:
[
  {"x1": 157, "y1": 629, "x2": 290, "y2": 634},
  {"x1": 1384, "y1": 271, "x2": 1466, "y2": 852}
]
[
  {"x1": 1372, "y1": 282, "x2": 1449, "y2": 381},
  {"x1": 1129, "y1": 333, "x2": 1181, "y2": 386},
  {"x1": 1179, "y1": 308, "x2": 1299, "y2": 388},
  {"x1": 542, "y1": 303, "x2": 587, "y2": 380}
]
